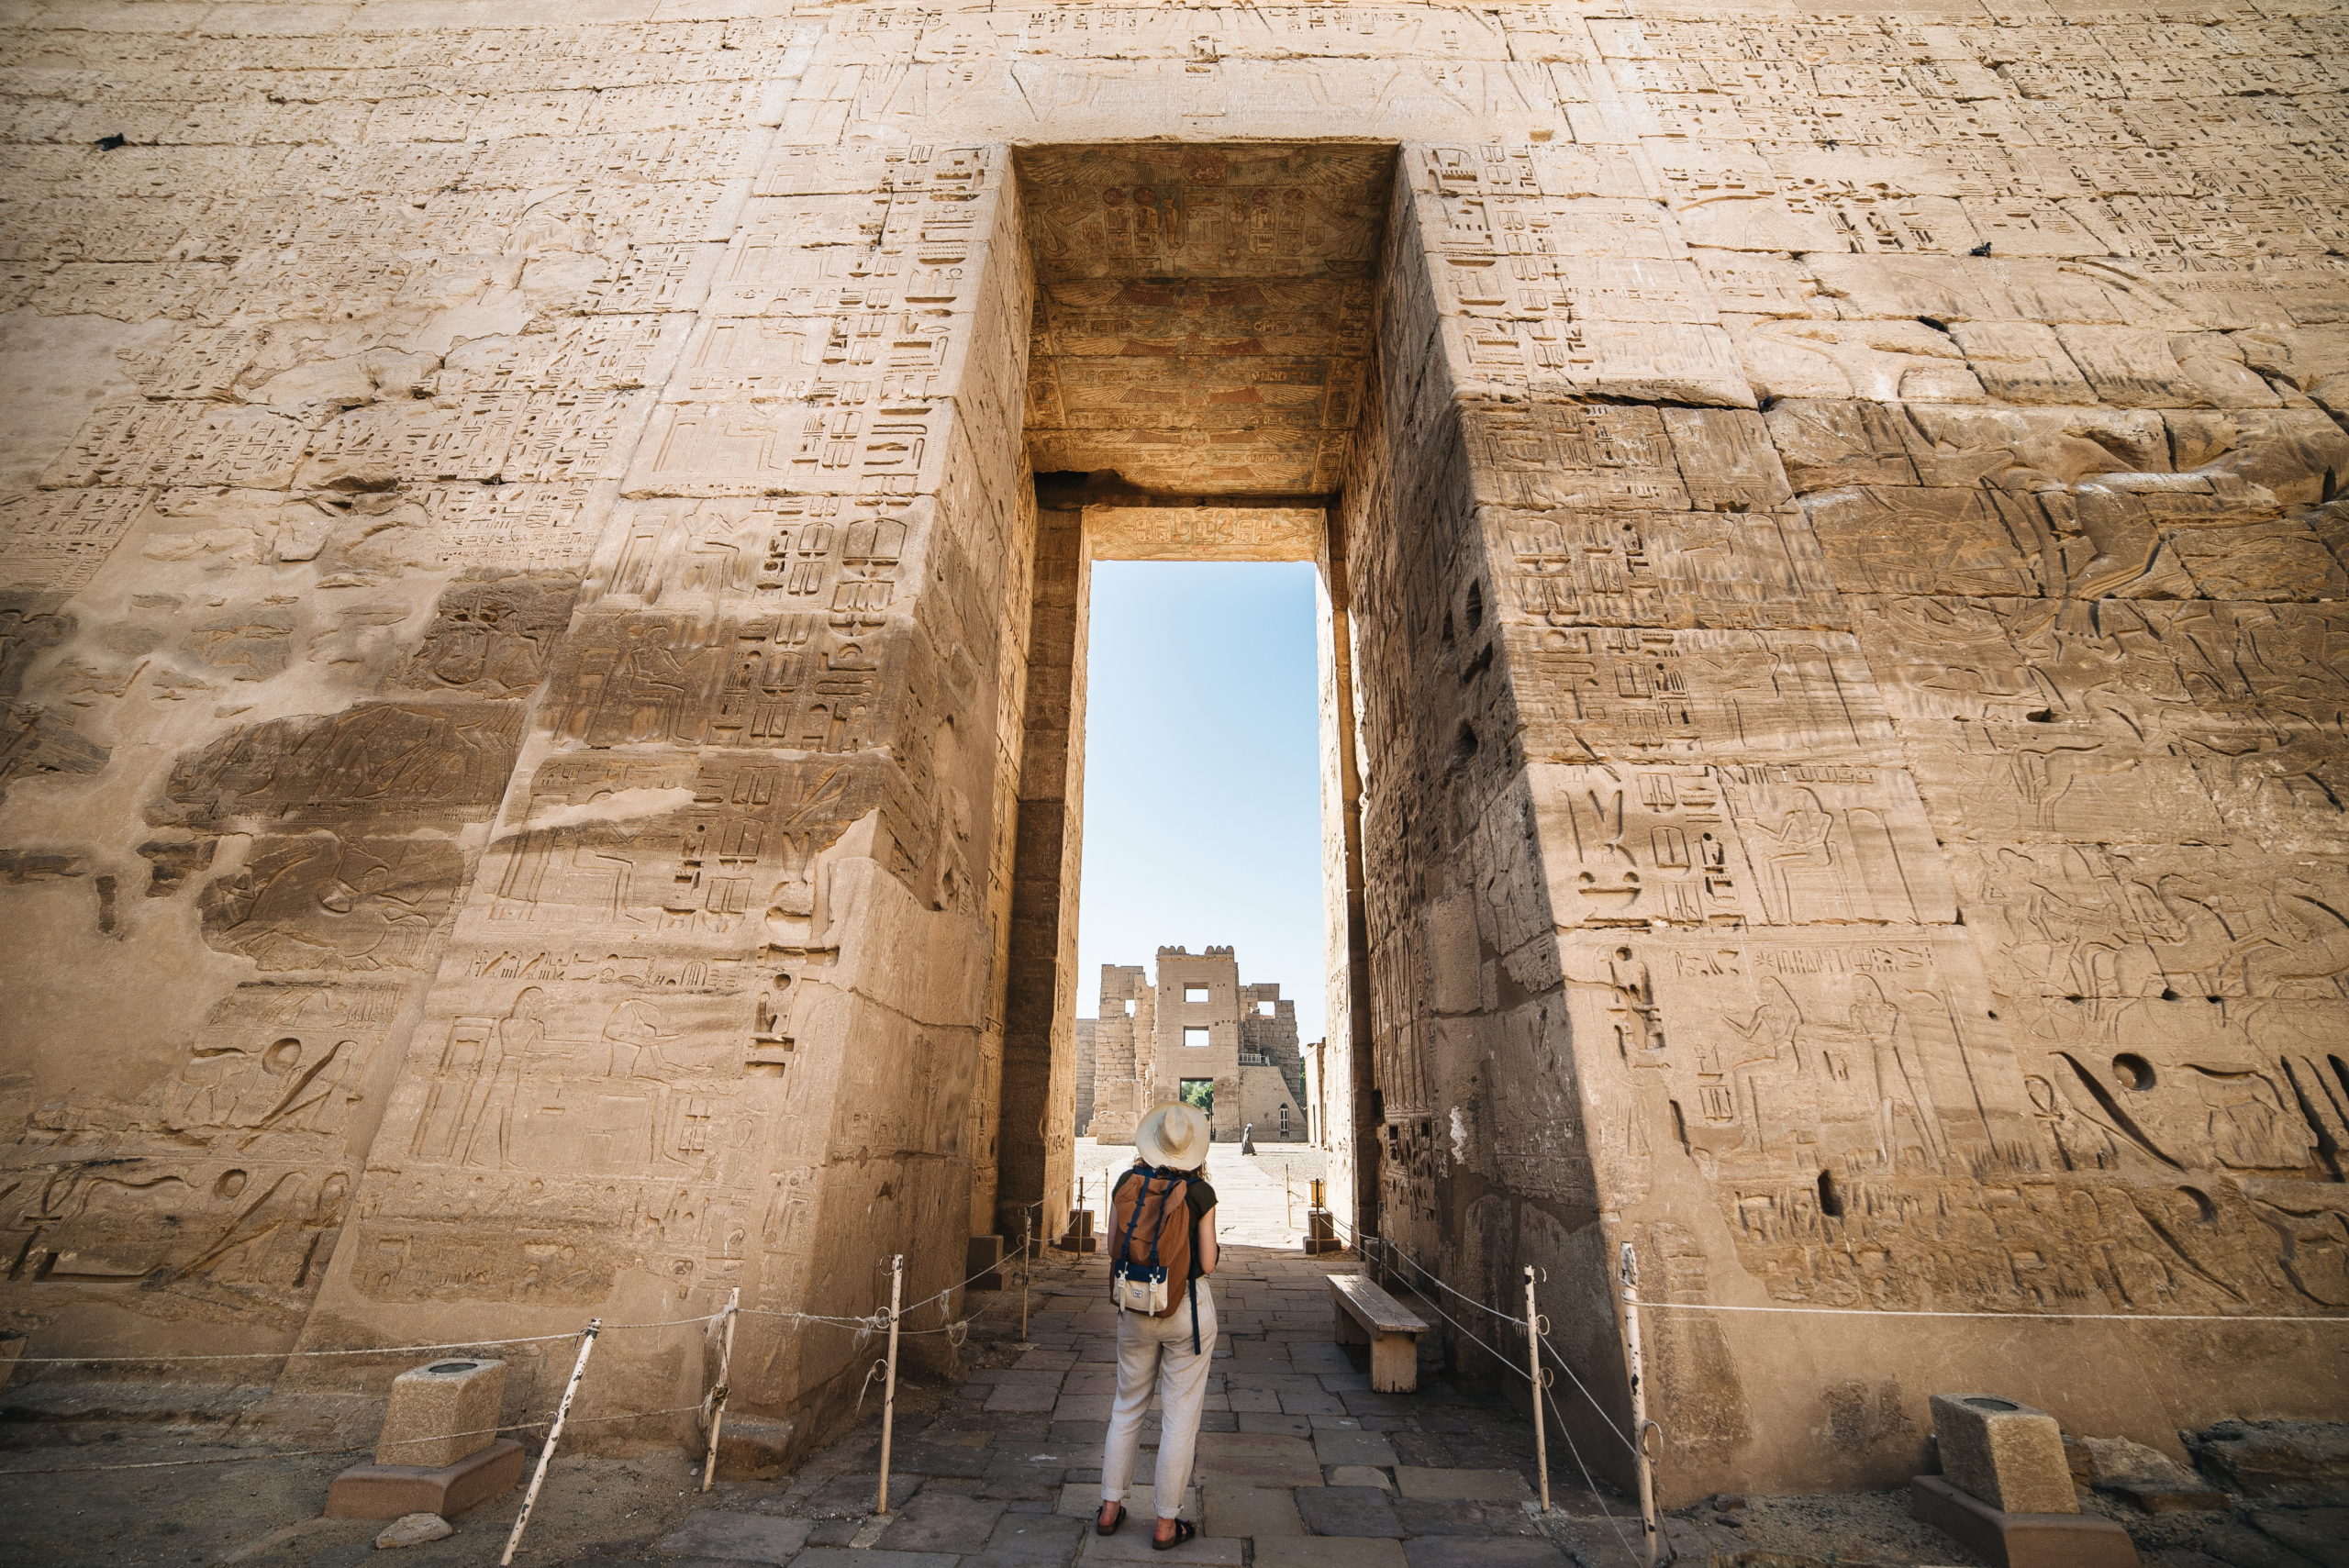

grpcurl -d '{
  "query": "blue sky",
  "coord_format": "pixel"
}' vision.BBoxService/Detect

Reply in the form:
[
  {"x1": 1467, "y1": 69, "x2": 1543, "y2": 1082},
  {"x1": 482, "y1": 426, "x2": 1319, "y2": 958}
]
[{"x1": 1075, "y1": 562, "x2": 1328, "y2": 1044}]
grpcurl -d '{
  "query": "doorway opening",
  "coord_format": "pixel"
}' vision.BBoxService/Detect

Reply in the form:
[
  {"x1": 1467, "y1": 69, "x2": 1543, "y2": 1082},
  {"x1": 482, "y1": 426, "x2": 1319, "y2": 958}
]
[{"x1": 993, "y1": 143, "x2": 1395, "y2": 1251}]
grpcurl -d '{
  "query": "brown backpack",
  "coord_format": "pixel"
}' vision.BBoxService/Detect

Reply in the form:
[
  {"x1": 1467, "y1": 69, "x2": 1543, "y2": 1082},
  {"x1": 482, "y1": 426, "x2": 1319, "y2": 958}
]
[{"x1": 1108, "y1": 1166, "x2": 1197, "y2": 1323}]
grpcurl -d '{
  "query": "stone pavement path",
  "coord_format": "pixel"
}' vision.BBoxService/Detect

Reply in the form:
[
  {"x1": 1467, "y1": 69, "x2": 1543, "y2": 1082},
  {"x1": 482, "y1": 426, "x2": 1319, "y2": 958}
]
[
  {"x1": 619, "y1": 1243, "x2": 1656, "y2": 1568},
  {"x1": 1068, "y1": 1140, "x2": 1327, "y2": 1250}
]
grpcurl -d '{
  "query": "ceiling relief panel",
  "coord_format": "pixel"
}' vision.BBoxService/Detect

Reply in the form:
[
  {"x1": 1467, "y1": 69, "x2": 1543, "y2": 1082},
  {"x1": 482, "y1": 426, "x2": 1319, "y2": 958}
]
[{"x1": 1018, "y1": 143, "x2": 1393, "y2": 495}]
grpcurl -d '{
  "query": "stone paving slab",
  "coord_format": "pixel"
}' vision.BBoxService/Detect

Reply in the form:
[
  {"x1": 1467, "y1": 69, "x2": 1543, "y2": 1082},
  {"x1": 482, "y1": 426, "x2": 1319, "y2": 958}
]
[
  {"x1": 652, "y1": 1510, "x2": 813, "y2": 1562},
  {"x1": 1255, "y1": 1539, "x2": 1411, "y2": 1568},
  {"x1": 1296, "y1": 1484, "x2": 1406, "y2": 1538},
  {"x1": 1401, "y1": 1538, "x2": 1570, "y2": 1567},
  {"x1": 1192, "y1": 1432, "x2": 1323, "y2": 1486},
  {"x1": 895, "y1": 1441, "x2": 996, "y2": 1477},
  {"x1": 1055, "y1": 1482, "x2": 1197, "y2": 1519},
  {"x1": 1201, "y1": 1483, "x2": 1304, "y2": 1538},
  {"x1": 873, "y1": 1492, "x2": 1009, "y2": 1552},
  {"x1": 988, "y1": 1384, "x2": 1063, "y2": 1413},
  {"x1": 1077, "y1": 1529, "x2": 1244, "y2": 1564},
  {"x1": 963, "y1": 1513, "x2": 1086, "y2": 1568},
  {"x1": 1330, "y1": 1464, "x2": 1395, "y2": 1489},
  {"x1": 1395, "y1": 1466, "x2": 1536, "y2": 1502},
  {"x1": 625, "y1": 1246, "x2": 1601, "y2": 1568}
]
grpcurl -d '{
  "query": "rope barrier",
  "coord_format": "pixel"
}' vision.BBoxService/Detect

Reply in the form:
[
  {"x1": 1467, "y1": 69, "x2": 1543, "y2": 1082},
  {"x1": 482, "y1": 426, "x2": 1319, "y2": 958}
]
[
  {"x1": 0, "y1": 1403, "x2": 710, "y2": 1477},
  {"x1": 1539, "y1": 1377, "x2": 1645, "y2": 1562},
  {"x1": 9, "y1": 1332, "x2": 586, "y2": 1365},
  {"x1": 1627, "y1": 1299, "x2": 2349, "y2": 1324},
  {"x1": 1318, "y1": 1210, "x2": 1531, "y2": 1329},
  {"x1": 11, "y1": 1311, "x2": 736, "y2": 1366},
  {"x1": 1539, "y1": 1336, "x2": 1640, "y2": 1453}
]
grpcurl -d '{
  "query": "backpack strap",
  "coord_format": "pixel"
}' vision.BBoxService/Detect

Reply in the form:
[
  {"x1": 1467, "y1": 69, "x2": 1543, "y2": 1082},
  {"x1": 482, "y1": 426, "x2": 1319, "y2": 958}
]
[{"x1": 1114, "y1": 1169, "x2": 1154, "y2": 1274}]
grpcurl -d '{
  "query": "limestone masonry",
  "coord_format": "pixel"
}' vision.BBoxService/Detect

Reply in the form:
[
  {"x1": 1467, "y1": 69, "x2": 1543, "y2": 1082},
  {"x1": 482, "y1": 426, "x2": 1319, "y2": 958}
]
[
  {"x1": 0, "y1": 0, "x2": 2345, "y2": 1505},
  {"x1": 1077, "y1": 947, "x2": 1309, "y2": 1142}
]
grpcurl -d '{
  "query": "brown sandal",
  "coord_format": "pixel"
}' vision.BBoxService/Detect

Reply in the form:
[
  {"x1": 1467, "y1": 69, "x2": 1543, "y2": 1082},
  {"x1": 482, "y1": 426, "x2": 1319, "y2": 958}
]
[
  {"x1": 1152, "y1": 1518, "x2": 1197, "y2": 1551},
  {"x1": 1096, "y1": 1502, "x2": 1125, "y2": 1536}
]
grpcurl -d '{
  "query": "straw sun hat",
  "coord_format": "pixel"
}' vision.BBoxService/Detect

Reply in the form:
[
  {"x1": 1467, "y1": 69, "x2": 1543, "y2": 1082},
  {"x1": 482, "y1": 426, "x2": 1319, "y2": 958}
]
[{"x1": 1134, "y1": 1101, "x2": 1211, "y2": 1172}]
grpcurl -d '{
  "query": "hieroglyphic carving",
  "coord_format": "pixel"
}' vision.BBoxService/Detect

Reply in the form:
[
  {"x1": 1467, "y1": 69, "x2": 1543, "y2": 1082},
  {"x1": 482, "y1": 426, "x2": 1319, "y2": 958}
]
[
  {"x1": 5, "y1": 0, "x2": 2348, "y2": 1485},
  {"x1": 1018, "y1": 143, "x2": 1387, "y2": 492},
  {"x1": 1533, "y1": 762, "x2": 1954, "y2": 929}
]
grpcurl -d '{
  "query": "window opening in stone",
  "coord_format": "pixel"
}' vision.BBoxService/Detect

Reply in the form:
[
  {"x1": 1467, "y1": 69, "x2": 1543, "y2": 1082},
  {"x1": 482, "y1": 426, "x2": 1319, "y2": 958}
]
[
  {"x1": 1185, "y1": 1027, "x2": 1210, "y2": 1049},
  {"x1": 1186, "y1": 986, "x2": 1209, "y2": 1002},
  {"x1": 1180, "y1": 1079, "x2": 1215, "y2": 1115}
]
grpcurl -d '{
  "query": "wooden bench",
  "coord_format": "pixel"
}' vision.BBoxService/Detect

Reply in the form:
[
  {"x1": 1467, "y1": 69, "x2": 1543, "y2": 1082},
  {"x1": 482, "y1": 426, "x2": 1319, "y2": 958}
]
[{"x1": 1328, "y1": 1273, "x2": 1430, "y2": 1394}]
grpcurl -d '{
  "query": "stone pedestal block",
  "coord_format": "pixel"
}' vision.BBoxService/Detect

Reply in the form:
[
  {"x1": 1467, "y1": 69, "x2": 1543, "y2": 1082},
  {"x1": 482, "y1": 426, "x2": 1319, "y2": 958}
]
[
  {"x1": 1302, "y1": 1209, "x2": 1342, "y2": 1256},
  {"x1": 328, "y1": 1439, "x2": 525, "y2": 1520},
  {"x1": 1911, "y1": 1475, "x2": 2138, "y2": 1567},
  {"x1": 378, "y1": 1357, "x2": 507, "y2": 1468},
  {"x1": 1931, "y1": 1393, "x2": 2078, "y2": 1515},
  {"x1": 967, "y1": 1233, "x2": 1007, "y2": 1291},
  {"x1": 1054, "y1": 1210, "x2": 1098, "y2": 1252}
]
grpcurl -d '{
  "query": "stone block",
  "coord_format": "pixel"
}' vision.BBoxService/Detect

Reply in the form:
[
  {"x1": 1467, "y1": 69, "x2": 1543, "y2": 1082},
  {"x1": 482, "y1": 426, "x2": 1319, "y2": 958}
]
[
  {"x1": 1194, "y1": 1432, "x2": 1324, "y2": 1487},
  {"x1": 969, "y1": 1234, "x2": 1008, "y2": 1292},
  {"x1": 1315, "y1": 1429, "x2": 1398, "y2": 1469},
  {"x1": 973, "y1": 1513, "x2": 1086, "y2": 1567},
  {"x1": 1257, "y1": 1540, "x2": 1408, "y2": 1568},
  {"x1": 1059, "y1": 1482, "x2": 1192, "y2": 1519},
  {"x1": 375, "y1": 1357, "x2": 506, "y2": 1469},
  {"x1": 655, "y1": 1510, "x2": 815, "y2": 1563},
  {"x1": 1078, "y1": 1527, "x2": 1242, "y2": 1564},
  {"x1": 2076, "y1": 1436, "x2": 2228, "y2": 1513},
  {"x1": 1329, "y1": 1466, "x2": 1394, "y2": 1490},
  {"x1": 1910, "y1": 1474, "x2": 2140, "y2": 1568},
  {"x1": 796, "y1": 1551, "x2": 963, "y2": 1568},
  {"x1": 1401, "y1": 1540, "x2": 1569, "y2": 1568},
  {"x1": 1202, "y1": 1483, "x2": 1304, "y2": 1537},
  {"x1": 373, "y1": 1513, "x2": 452, "y2": 1550},
  {"x1": 2187, "y1": 1420, "x2": 2349, "y2": 1503},
  {"x1": 1295, "y1": 1485, "x2": 1403, "y2": 1538},
  {"x1": 1393, "y1": 1467, "x2": 1534, "y2": 1503},
  {"x1": 326, "y1": 1439, "x2": 525, "y2": 1520},
  {"x1": 713, "y1": 1416, "x2": 798, "y2": 1481},
  {"x1": 1929, "y1": 1394, "x2": 2078, "y2": 1515},
  {"x1": 874, "y1": 1493, "x2": 1010, "y2": 1554}
]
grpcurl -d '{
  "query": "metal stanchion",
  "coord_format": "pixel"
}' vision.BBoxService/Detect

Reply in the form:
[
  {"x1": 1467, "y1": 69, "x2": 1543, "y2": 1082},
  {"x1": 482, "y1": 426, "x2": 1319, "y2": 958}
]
[
  {"x1": 875, "y1": 1254, "x2": 904, "y2": 1517},
  {"x1": 1019, "y1": 1210, "x2": 1033, "y2": 1341},
  {"x1": 1619, "y1": 1242, "x2": 1664, "y2": 1567},
  {"x1": 1524, "y1": 1266, "x2": 1551, "y2": 1513},
  {"x1": 700, "y1": 1288, "x2": 740, "y2": 1493},
  {"x1": 500, "y1": 1319, "x2": 600, "y2": 1566}
]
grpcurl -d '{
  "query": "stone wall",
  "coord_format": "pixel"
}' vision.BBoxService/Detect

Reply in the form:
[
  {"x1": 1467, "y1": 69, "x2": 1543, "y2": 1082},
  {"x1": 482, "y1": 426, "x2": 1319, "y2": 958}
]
[
  {"x1": 1074, "y1": 949, "x2": 1308, "y2": 1142},
  {"x1": 1, "y1": 0, "x2": 2344, "y2": 1499}
]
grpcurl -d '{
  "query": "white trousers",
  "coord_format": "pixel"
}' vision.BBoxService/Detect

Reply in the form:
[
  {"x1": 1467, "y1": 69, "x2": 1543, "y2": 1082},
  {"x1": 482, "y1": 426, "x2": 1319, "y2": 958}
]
[{"x1": 1099, "y1": 1278, "x2": 1217, "y2": 1518}]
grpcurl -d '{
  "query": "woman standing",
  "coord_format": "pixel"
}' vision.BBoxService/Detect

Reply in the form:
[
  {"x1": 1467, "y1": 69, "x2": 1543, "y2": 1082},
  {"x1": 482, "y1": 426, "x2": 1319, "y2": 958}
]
[{"x1": 1097, "y1": 1102, "x2": 1219, "y2": 1551}]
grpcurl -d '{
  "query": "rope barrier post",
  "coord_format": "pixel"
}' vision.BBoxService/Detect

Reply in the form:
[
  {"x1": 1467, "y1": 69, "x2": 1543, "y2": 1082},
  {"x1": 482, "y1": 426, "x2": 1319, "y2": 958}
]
[
  {"x1": 1524, "y1": 1265, "x2": 1550, "y2": 1514},
  {"x1": 876, "y1": 1253, "x2": 904, "y2": 1517},
  {"x1": 699, "y1": 1288, "x2": 740, "y2": 1494},
  {"x1": 1019, "y1": 1209, "x2": 1033, "y2": 1341},
  {"x1": 500, "y1": 1319, "x2": 600, "y2": 1568},
  {"x1": 1617, "y1": 1242, "x2": 1664, "y2": 1568}
]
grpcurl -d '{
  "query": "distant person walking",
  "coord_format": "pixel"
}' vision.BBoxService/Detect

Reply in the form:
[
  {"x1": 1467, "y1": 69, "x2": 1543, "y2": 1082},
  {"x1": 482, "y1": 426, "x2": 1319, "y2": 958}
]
[{"x1": 1097, "y1": 1102, "x2": 1219, "y2": 1551}]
